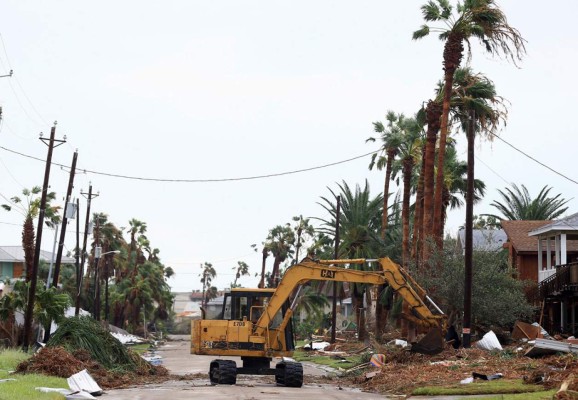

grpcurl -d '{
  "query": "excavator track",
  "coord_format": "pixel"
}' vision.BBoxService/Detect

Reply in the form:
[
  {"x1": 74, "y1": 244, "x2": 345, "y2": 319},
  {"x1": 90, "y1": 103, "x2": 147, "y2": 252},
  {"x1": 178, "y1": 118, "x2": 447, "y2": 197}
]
[
  {"x1": 209, "y1": 360, "x2": 237, "y2": 385},
  {"x1": 275, "y1": 361, "x2": 303, "y2": 387}
]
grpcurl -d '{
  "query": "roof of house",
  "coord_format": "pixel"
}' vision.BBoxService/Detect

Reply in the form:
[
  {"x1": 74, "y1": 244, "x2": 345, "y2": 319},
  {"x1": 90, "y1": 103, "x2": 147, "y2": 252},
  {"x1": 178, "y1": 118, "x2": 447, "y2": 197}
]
[
  {"x1": 0, "y1": 246, "x2": 75, "y2": 264},
  {"x1": 500, "y1": 220, "x2": 551, "y2": 253},
  {"x1": 457, "y1": 229, "x2": 507, "y2": 252},
  {"x1": 529, "y1": 213, "x2": 578, "y2": 237}
]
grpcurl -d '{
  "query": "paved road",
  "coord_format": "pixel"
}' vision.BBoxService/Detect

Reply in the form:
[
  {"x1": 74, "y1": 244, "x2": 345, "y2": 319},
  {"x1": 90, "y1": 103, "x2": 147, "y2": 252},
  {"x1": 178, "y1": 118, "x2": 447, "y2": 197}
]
[{"x1": 101, "y1": 335, "x2": 389, "y2": 399}]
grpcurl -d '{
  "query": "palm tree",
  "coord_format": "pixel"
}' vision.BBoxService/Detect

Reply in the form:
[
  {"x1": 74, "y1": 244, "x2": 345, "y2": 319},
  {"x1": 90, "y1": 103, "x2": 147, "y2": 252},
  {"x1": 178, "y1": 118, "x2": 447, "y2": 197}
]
[
  {"x1": 316, "y1": 180, "x2": 383, "y2": 341},
  {"x1": 420, "y1": 99, "x2": 443, "y2": 260},
  {"x1": 367, "y1": 111, "x2": 404, "y2": 240},
  {"x1": 413, "y1": 0, "x2": 525, "y2": 243},
  {"x1": 264, "y1": 225, "x2": 295, "y2": 287},
  {"x1": 394, "y1": 117, "x2": 423, "y2": 266},
  {"x1": 1, "y1": 187, "x2": 60, "y2": 282},
  {"x1": 200, "y1": 262, "x2": 216, "y2": 309},
  {"x1": 488, "y1": 184, "x2": 569, "y2": 221},
  {"x1": 232, "y1": 261, "x2": 250, "y2": 287},
  {"x1": 291, "y1": 215, "x2": 315, "y2": 264}
]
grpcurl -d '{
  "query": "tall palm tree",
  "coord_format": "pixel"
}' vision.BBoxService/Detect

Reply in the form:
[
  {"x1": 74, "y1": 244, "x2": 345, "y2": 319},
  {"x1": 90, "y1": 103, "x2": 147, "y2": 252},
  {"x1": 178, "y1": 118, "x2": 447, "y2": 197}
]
[
  {"x1": 488, "y1": 184, "x2": 569, "y2": 221},
  {"x1": 367, "y1": 111, "x2": 404, "y2": 240},
  {"x1": 394, "y1": 117, "x2": 423, "y2": 266},
  {"x1": 413, "y1": 0, "x2": 525, "y2": 243}
]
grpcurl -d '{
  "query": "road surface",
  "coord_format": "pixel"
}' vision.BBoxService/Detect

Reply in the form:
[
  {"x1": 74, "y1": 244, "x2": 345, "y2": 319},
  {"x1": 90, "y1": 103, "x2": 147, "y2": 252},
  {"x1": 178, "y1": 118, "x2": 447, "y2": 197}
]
[{"x1": 101, "y1": 335, "x2": 388, "y2": 399}]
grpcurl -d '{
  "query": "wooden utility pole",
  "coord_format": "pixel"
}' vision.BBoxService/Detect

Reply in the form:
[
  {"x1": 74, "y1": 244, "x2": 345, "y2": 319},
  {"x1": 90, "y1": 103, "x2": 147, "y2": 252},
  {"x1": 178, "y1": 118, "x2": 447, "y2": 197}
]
[
  {"x1": 51, "y1": 150, "x2": 78, "y2": 288},
  {"x1": 75, "y1": 184, "x2": 98, "y2": 316},
  {"x1": 330, "y1": 195, "x2": 341, "y2": 343},
  {"x1": 22, "y1": 124, "x2": 65, "y2": 351},
  {"x1": 463, "y1": 109, "x2": 475, "y2": 348}
]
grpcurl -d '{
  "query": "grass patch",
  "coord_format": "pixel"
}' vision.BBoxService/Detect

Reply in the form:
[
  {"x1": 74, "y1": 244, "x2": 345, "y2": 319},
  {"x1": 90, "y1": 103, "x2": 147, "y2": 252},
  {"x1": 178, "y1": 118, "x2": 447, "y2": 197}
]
[
  {"x1": 0, "y1": 349, "x2": 67, "y2": 400},
  {"x1": 413, "y1": 379, "x2": 549, "y2": 397},
  {"x1": 128, "y1": 343, "x2": 153, "y2": 355},
  {"x1": 462, "y1": 391, "x2": 557, "y2": 400}
]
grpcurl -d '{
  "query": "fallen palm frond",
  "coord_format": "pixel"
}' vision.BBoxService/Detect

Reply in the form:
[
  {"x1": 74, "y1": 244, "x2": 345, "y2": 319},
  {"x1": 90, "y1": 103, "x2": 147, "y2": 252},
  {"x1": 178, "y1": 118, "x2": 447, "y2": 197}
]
[{"x1": 47, "y1": 316, "x2": 136, "y2": 371}]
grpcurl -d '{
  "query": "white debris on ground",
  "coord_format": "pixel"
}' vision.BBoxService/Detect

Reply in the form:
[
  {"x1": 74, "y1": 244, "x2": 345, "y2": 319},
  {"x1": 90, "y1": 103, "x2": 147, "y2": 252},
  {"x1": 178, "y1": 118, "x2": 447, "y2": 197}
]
[
  {"x1": 303, "y1": 341, "x2": 331, "y2": 351},
  {"x1": 110, "y1": 331, "x2": 144, "y2": 344}
]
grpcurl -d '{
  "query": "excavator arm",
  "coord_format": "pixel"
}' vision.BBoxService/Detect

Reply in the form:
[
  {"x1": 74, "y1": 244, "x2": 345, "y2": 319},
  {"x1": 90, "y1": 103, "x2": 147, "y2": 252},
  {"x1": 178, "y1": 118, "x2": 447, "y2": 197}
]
[{"x1": 253, "y1": 257, "x2": 445, "y2": 338}]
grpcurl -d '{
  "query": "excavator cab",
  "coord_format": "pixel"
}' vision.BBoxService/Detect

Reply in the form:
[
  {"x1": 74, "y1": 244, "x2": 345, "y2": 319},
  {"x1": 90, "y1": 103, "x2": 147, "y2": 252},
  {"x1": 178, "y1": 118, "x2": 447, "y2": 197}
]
[{"x1": 217, "y1": 288, "x2": 296, "y2": 352}]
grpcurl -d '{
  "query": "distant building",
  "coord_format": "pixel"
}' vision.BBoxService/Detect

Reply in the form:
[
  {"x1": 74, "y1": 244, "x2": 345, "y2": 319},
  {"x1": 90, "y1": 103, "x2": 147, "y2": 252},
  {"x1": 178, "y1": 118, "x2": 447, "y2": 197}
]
[
  {"x1": 0, "y1": 246, "x2": 75, "y2": 294},
  {"x1": 456, "y1": 228, "x2": 507, "y2": 255}
]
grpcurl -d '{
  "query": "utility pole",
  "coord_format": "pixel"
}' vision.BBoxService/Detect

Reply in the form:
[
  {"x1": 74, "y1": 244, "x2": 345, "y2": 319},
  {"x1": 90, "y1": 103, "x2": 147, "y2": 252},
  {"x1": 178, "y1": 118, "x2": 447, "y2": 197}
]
[
  {"x1": 463, "y1": 109, "x2": 475, "y2": 348},
  {"x1": 75, "y1": 184, "x2": 98, "y2": 316},
  {"x1": 52, "y1": 150, "x2": 78, "y2": 288},
  {"x1": 22, "y1": 123, "x2": 65, "y2": 351},
  {"x1": 75, "y1": 198, "x2": 80, "y2": 313},
  {"x1": 330, "y1": 195, "x2": 341, "y2": 343},
  {"x1": 93, "y1": 242, "x2": 101, "y2": 320}
]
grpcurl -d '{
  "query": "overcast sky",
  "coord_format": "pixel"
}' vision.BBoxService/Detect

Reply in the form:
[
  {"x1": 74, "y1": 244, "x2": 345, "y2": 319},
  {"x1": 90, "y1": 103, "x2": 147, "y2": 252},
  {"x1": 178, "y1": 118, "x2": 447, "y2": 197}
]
[{"x1": 0, "y1": 1, "x2": 576, "y2": 292}]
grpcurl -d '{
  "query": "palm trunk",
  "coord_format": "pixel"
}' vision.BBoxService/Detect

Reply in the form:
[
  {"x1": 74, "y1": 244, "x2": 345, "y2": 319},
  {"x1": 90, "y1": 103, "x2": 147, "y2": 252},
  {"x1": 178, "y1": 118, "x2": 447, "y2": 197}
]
[
  {"x1": 259, "y1": 248, "x2": 268, "y2": 288},
  {"x1": 433, "y1": 32, "x2": 464, "y2": 247},
  {"x1": 381, "y1": 149, "x2": 396, "y2": 240},
  {"x1": 22, "y1": 216, "x2": 35, "y2": 282},
  {"x1": 402, "y1": 158, "x2": 413, "y2": 267},
  {"x1": 422, "y1": 100, "x2": 442, "y2": 262},
  {"x1": 412, "y1": 144, "x2": 426, "y2": 266}
]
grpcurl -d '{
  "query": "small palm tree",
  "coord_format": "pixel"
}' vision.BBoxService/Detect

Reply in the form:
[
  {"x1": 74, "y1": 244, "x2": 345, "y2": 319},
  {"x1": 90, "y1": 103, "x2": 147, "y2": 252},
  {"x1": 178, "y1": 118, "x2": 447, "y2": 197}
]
[
  {"x1": 367, "y1": 112, "x2": 404, "y2": 240},
  {"x1": 264, "y1": 225, "x2": 295, "y2": 287},
  {"x1": 200, "y1": 262, "x2": 216, "y2": 309},
  {"x1": 488, "y1": 184, "x2": 569, "y2": 221},
  {"x1": 232, "y1": 261, "x2": 250, "y2": 287}
]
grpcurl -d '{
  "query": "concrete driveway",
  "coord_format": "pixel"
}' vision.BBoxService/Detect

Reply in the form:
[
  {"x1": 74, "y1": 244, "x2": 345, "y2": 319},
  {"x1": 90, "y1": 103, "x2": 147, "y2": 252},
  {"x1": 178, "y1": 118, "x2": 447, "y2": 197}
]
[{"x1": 101, "y1": 335, "x2": 389, "y2": 399}]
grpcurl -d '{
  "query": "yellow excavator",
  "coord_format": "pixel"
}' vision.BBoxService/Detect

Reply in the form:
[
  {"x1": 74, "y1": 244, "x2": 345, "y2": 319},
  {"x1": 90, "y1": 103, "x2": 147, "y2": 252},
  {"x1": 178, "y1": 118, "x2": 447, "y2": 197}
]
[{"x1": 191, "y1": 257, "x2": 446, "y2": 387}]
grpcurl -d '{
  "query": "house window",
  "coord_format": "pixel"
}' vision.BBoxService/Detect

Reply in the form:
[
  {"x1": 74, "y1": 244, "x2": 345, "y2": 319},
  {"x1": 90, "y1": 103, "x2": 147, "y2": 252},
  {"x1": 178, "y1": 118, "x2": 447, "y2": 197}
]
[{"x1": 0, "y1": 262, "x2": 13, "y2": 279}]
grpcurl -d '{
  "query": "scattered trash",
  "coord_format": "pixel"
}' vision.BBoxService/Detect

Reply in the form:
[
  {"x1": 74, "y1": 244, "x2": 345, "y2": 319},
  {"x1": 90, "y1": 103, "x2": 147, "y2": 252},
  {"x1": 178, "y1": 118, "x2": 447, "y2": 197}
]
[
  {"x1": 474, "y1": 331, "x2": 503, "y2": 351},
  {"x1": 460, "y1": 377, "x2": 474, "y2": 384},
  {"x1": 67, "y1": 369, "x2": 102, "y2": 396},
  {"x1": 473, "y1": 372, "x2": 503, "y2": 381},
  {"x1": 303, "y1": 341, "x2": 330, "y2": 351},
  {"x1": 512, "y1": 321, "x2": 543, "y2": 341},
  {"x1": 141, "y1": 351, "x2": 163, "y2": 366},
  {"x1": 0, "y1": 378, "x2": 16, "y2": 383},
  {"x1": 525, "y1": 338, "x2": 578, "y2": 357},
  {"x1": 531, "y1": 322, "x2": 551, "y2": 339},
  {"x1": 364, "y1": 370, "x2": 381, "y2": 380},
  {"x1": 369, "y1": 354, "x2": 386, "y2": 367},
  {"x1": 36, "y1": 387, "x2": 96, "y2": 399},
  {"x1": 386, "y1": 339, "x2": 408, "y2": 348}
]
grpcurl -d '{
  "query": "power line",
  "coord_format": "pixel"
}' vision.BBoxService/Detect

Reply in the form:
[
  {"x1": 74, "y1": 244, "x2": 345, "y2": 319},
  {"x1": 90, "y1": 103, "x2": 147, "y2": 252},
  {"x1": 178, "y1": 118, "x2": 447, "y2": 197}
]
[
  {"x1": 490, "y1": 133, "x2": 578, "y2": 186},
  {"x1": 0, "y1": 145, "x2": 379, "y2": 183}
]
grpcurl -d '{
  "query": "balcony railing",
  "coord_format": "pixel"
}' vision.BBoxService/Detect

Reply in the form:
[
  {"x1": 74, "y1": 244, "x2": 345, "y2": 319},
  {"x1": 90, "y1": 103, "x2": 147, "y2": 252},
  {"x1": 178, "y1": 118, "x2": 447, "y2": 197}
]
[{"x1": 539, "y1": 262, "x2": 578, "y2": 299}]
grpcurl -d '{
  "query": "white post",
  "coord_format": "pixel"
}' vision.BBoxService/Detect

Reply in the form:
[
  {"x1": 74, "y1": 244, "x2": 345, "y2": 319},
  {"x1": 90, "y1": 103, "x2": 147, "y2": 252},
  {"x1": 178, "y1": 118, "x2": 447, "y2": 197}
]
[
  {"x1": 538, "y1": 237, "x2": 543, "y2": 271},
  {"x1": 46, "y1": 223, "x2": 59, "y2": 288},
  {"x1": 547, "y1": 237, "x2": 552, "y2": 269},
  {"x1": 561, "y1": 233, "x2": 568, "y2": 265},
  {"x1": 555, "y1": 236, "x2": 561, "y2": 266}
]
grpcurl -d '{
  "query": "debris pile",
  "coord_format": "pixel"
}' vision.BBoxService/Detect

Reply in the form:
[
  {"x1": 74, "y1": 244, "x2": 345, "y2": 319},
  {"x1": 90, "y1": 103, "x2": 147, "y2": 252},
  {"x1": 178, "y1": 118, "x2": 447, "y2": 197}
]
[
  {"x1": 15, "y1": 317, "x2": 170, "y2": 389},
  {"x1": 303, "y1": 324, "x2": 578, "y2": 396}
]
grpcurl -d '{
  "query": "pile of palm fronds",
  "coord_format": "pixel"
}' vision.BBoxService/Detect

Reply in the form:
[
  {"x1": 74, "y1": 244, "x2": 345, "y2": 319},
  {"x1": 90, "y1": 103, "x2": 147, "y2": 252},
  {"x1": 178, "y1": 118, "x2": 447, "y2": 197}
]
[{"x1": 47, "y1": 316, "x2": 136, "y2": 371}]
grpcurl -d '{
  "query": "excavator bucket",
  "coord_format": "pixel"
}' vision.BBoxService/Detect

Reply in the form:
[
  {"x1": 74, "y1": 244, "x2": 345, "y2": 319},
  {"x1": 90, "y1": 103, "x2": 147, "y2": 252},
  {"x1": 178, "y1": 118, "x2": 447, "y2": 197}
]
[{"x1": 410, "y1": 327, "x2": 444, "y2": 355}]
